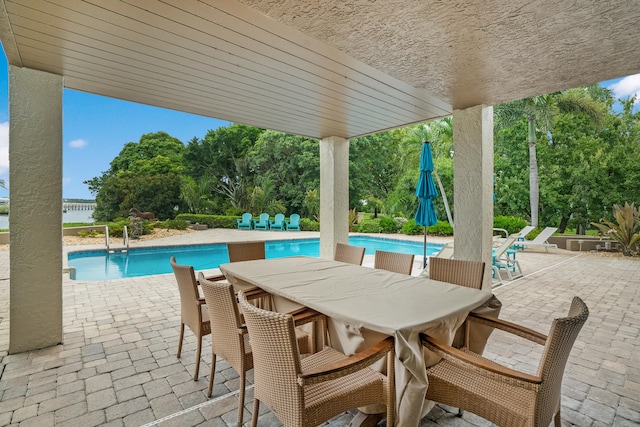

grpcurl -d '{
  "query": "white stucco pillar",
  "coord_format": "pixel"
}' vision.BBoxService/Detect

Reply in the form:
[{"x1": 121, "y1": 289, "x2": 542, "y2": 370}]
[
  {"x1": 9, "y1": 66, "x2": 63, "y2": 353},
  {"x1": 453, "y1": 105, "x2": 494, "y2": 291},
  {"x1": 319, "y1": 136, "x2": 349, "y2": 259}
]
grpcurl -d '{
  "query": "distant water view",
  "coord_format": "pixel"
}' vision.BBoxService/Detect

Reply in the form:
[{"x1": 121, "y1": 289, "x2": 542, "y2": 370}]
[{"x1": 0, "y1": 203, "x2": 95, "y2": 230}]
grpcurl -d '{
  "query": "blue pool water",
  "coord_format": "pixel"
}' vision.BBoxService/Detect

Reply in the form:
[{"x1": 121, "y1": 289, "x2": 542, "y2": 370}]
[{"x1": 68, "y1": 236, "x2": 443, "y2": 281}]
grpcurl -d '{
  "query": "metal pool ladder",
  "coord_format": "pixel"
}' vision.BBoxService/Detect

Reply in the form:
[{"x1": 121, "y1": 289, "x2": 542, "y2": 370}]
[{"x1": 105, "y1": 225, "x2": 130, "y2": 253}]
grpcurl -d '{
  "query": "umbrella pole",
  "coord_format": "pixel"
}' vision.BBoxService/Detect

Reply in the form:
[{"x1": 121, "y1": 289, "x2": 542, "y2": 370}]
[{"x1": 423, "y1": 226, "x2": 428, "y2": 269}]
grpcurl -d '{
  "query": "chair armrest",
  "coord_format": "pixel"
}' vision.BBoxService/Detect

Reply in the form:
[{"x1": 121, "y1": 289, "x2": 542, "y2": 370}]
[
  {"x1": 241, "y1": 287, "x2": 271, "y2": 301},
  {"x1": 421, "y1": 333, "x2": 541, "y2": 389},
  {"x1": 201, "y1": 274, "x2": 226, "y2": 282},
  {"x1": 468, "y1": 312, "x2": 547, "y2": 345},
  {"x1": 288, "y1": 307, "x2": 326, "y2": 327},
  {"x1": 298, "y1": 336, "x2": 394, "y2": 385}
]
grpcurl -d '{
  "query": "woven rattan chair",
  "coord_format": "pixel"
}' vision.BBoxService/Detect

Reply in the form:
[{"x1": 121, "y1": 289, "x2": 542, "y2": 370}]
[
  {"x1": 374, "y1": 250, "x2": 414, "y2": 275},
  {"x1": 429, "y1": 258, "x2": 485, "y2": 290},
  {"x1": 203, "y1": 240, "x2": 267, "y2": 291},
  {"x1": 238, "y1": 291, "x2": 396, "y2": 427},
  {"x1": 334, "y1": 243, "x2": 366, "y2": 265},
  {"x1": 170, "y1": 256, "x2": 211, "y2": 380},
  {"x1": 227, "y1": 241, "x2": 266, "y2": 262},
  {"x1": 421, "y1": 296, "x2": 589, "y2": 427},
  {"x1": 199, "y1": 274, "x2": 253, "y2": 426}
]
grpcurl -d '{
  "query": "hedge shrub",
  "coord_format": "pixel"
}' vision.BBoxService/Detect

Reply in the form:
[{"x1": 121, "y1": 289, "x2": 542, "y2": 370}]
[
  {"x1": 300, "y1": 218, "x2": 320, "y2": 231},
  {"x1": 401, "y1": 219, "x2": 422, "y2": 235},
  {"x1": 427, "y1": 220, "x2": 454, "y2": 236},
  {"x1": 379, "y1": 217, "x2": 399, "y2": 233},
  {"x1": 105, "y1": 219, "x2": 154, "y2": 237},
  {"x1": 176, "y1": 214, "x2": 238, "y2": 229},
  {"x1": 493, "y1": 216, "x2": 528, "y2": 235},
  {"x1": 357, "y1": 219, "x2": 383, "y2": 233}
]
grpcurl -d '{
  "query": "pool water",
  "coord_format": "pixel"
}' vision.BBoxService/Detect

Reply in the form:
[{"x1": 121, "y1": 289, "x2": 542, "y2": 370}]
[{"x1": 68, "y1": 236, "x2": 443, "y2": 281}]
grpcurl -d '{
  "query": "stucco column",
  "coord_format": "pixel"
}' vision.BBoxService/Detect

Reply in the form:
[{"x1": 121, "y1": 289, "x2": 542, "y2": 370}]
[
  {"x1": 453, "y1": 105, "x2": 494, "y2": 290},
  {"x1": 9, "y1": 66, "x2": 63, "y2": 353},
  {"x1": 319, "y1": 136, "x2": 349, "y2": 259}
]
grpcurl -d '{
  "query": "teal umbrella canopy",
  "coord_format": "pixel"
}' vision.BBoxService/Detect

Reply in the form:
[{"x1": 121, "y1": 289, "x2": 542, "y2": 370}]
[
  {"x1": 414, "y1": 141, "x2": 439, "y2": 268},
  {"x1": 415, "y1": 142, "x2": 438, "y2": 227}
]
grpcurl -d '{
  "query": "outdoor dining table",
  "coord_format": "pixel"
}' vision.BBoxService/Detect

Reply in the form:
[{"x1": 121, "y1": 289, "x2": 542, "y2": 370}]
[{"x1": 220, "y1": 256, "x2": 493, "y2": 427}]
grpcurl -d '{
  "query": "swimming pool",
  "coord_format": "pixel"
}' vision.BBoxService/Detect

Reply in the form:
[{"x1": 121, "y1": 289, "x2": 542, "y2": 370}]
[{"x1": 68, "y1": 236, "x2": 443, "y2": 281}]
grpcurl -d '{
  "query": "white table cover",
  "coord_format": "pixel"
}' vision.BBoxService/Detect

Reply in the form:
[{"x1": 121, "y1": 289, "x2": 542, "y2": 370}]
[{"x1": 221, "y1": 256, "x2": 492, "y2": 427}]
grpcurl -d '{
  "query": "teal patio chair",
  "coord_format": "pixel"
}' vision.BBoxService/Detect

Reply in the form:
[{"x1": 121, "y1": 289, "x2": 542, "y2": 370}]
[
  {"x1": 253, "y1": 213, "x2": 270, "y2": 230},
  {"x1": 236, "y1": 212, "x2": 253, "y2": 230},
  {"x1": 285, "y1": 213, "x2": 301, "y2": 231},
  {"x1": 269, "y1": 213, "x2": 285, "y2": 230}
]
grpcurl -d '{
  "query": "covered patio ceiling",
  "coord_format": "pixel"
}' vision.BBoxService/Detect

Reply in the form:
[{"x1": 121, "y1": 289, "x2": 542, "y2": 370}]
[{"x1": 1, "y1": 0, "x2": 639, "y2": 140}]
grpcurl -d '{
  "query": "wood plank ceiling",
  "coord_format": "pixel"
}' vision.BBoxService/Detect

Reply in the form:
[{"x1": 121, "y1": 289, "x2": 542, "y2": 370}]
[{"x1": 1, "y1": 0, "x2": 639, "y2": 139}]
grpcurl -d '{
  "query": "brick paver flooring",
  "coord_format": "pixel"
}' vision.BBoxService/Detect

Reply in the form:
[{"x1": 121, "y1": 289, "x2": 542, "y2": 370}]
[{"x1": 0, "y1": 230, "x2": 638, "y2": 426}]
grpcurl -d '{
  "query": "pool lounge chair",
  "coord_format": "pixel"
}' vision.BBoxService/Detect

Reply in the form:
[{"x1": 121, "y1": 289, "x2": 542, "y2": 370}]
[
  {"x1": 492, "y1": 235, "x2": 523, "y2": 281},
  {"x1": 269, "y1": 213, "x2": 286, "y2": 230},
  {"x1": 236, "y1": 212, "x2": 252, "y2": 230},
  {"x1": 253, "y1": 213, "x2": 270, "y2": 230},
  {"x1": 285, "y1": 213, "x2": 301, "y2": 231},
  {"x1": 521, "y1": 227, "x2": 559, "y2": 253}
]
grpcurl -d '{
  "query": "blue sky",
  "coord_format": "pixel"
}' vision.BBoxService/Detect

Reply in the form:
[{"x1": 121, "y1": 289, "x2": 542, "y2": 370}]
[{"x1": 0, "y1": 53, "x2": 639, "y2": 200}]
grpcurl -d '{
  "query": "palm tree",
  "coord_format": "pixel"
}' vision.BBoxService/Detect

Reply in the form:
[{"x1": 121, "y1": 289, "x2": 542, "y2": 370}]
[{"x1": 494, "y1": 89, "x2": 602, "y2": 227}]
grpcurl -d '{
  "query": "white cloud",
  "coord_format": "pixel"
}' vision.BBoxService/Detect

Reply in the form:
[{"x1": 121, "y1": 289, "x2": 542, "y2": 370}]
[
  {"x1": 68, "y1": 138, "x2": 87, "y2": 148},
  {"x1": 608, "y1": 74, "x2": 640, "y2": 104},
  {"x1": 0, "y1": 122, "x2": 8, "y2": 175}
]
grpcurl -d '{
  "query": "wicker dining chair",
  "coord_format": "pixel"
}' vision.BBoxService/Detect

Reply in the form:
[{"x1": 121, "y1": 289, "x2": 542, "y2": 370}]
[
  {"x1": 203, "y1": 240, "x2": 267, "y2": 293},
  {"x1": 334, "y1": 242, "x2": 366, "y2": 265},
  {"x1": 429, "y1": 258, "x2": 485, "y2": 290},
  {"x1": 374, "y1": 250, "x2": 415, "y2": 275},
  {"x1": 170, "y1": 256, "x2": 211, "y2": 380},
  {"x1": 238, "y1": 291, "x2": 396, "y2": 427},
  {"x1": 227, "y1": 241, "x2": 266, "y2": 262},
  {"x1": 199, "y1": 274, "x2": 254, "y2": 427},
  {"x1": 421, "y1": 296, "x2": 589, "y2": 427}
]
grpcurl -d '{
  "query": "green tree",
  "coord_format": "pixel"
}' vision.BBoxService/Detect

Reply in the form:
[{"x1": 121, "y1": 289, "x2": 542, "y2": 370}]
[
  {"x1": 248, "y1": 131, "x2": 320, "y2": 214},
  {"x1": 180, "y1": 176, "x2": 216, "y2": 214},
  {"x1": 350, "y1": 130, "x2": 404, "y2": 211},
  {"x1": 183, "y1": 124, "x2": 264, "y2": 212},
  {"x1": 87, "y1": 132, "x2": 185, "y2": 221},
  {"x1": 304, "y1": 189, "x2": 320, "y2": 220},
  {"x1": 494, "y1": 89, "x2": 603, "y2": 227}
]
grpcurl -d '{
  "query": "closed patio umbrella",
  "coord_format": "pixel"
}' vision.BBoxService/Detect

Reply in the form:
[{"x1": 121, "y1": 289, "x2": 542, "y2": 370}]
[{"x1": 415, "y1": 141, "x2": 439, "y2": 268}]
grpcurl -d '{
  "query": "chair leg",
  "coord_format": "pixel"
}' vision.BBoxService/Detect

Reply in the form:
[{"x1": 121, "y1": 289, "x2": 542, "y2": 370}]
[
  {"x1": 457, "y1": 409, "x2": 464, "y2": 417},
  {"x1": 251, "y1": 398, "x2": 260, "y2": 427},
  {"x1": 554, "y1": 409, "x2": 561, "y2": 426},
  {"x1": 208, "y1": 354, "x2": 217, "y2": 397},
  {"x1": 194, "y1": 334, "x2": 202, "y2": 380},
  {"x1": 177, "y1": 323, "x2": 185, "y2": 358},
  {"x1": 237, "y1": 369, "x2": 246, "y2": 427}
]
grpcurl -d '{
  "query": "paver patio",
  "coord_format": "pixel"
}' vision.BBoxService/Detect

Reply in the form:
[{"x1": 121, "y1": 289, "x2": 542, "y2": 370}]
[{"x1": 0, "y1": 229, "x2": 638, "y2": 426}]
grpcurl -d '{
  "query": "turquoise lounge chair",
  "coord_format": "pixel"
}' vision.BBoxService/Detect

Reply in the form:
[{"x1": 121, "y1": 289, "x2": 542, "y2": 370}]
[
  {"x1": 253, "y1": 213, "x2": 270, "y2": 230},
  {"x1": 492, "y1": 235, "x2": 523, "y2": 280},
  {"x1": 237, "y1": 212, "x2": 253, "y2": 230},
  {"x1": 269, "y1": 213, "x2": 285, "y2": 230},
  {"x1": 286, "y1": 214, "x2": 301, "y2": 231}
]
